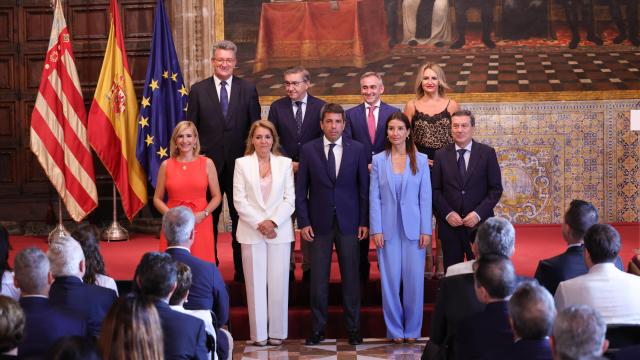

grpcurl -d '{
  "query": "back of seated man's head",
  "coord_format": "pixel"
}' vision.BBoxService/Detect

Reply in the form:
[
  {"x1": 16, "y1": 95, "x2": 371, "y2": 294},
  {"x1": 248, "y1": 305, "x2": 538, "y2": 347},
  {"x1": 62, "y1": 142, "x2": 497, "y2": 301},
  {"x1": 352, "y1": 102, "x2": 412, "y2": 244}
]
[
  {"x1": 475, "y1": 217, "x2": 515, "y2": 258},
  {"x1": 552, "y1": 304, "x2": 607, "y2": 360},
  {"x1": 583, "y1": 224, "x2": 620, "y2": 265},
  {"x1": 473, "y1": 254, "x2": 517, "y2": 303},
  {"x1": 134, "y1": 252, "x2": 177, "y2": 300},
  {"x1": 509, "y1": 281, "x2": 556, "y2": 340},
  {"x1": 169, "y1": 262, "x2": 192, "y2": 306},
  {"x1": 47, "y1": 236, "x2": 85, "y2": 278},
  {"x1": 0, "y1": 296, "x2": 25, "y2": 355},
  {"x1": 563, "y1": 200, "x2": 598, "y2": 244},
  {"x1": 163, "y1": 206, "x2": 195, "y2": 248},
  {"x1": 14, "y1": 247, "x2": 50, "y2": 296}
]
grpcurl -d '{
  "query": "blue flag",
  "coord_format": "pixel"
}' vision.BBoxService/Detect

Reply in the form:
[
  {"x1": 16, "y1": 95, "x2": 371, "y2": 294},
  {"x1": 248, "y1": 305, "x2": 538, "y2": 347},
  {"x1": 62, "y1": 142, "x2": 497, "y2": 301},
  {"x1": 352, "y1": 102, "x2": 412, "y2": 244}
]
[{"x1": 136, "y1": 0, "x2": 188, "y2": 188}]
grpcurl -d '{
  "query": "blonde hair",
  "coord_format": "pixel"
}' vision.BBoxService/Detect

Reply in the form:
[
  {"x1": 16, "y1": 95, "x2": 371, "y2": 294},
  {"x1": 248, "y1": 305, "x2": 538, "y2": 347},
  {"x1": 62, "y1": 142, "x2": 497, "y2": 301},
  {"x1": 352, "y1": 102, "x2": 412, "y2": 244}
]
[
  {"x1": 170, "y1": 121, "x2": 200, "y2": 157},
  {"x1": 414, "y1": 62, "x2": 450, "y2": 98},
  {"x1": 244, "y1": 120, "x2": 282, "y2": 156}
]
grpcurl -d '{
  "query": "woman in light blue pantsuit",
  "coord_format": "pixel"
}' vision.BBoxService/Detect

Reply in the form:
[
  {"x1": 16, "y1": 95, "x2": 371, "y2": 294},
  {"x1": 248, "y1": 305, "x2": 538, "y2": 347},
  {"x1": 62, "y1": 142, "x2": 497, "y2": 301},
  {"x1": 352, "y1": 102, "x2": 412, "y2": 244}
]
[{"x1": 370, "y1": 111, "x2": 432, "y2": 343}]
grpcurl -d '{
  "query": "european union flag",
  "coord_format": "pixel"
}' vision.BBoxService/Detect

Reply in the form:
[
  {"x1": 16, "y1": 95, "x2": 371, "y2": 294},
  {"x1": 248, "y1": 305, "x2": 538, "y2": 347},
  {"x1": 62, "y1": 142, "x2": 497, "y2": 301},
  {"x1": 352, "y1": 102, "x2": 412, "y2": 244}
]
[{"x1": 136, "y1": 0, "x2": 188, "y2": 188}]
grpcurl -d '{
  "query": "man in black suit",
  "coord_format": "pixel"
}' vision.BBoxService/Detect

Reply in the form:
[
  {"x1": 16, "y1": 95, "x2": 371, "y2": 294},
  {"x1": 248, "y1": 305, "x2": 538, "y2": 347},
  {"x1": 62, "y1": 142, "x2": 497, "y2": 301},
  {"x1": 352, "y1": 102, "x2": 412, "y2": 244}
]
[
  {"x1": 534, "y1": 199, "x2": 623, "y2": 295},
  {"x1": 163, "y1": 206, "x2": 230, "y2": 360},
  {"x1": 14, "y1": 247, "x2": 87, "y2": 358},
  {"x1": 47, "y1": 236, "x2": 117, "y2": 338},
  {"x1": 451, "y1": 0, "x2": 497, "y2": 48},
  {"x1": 551, "y1": 305, "x2": 609, "y2": 360},
  {"x1": 432, "y1": 110, "x2": 503, "y2": 271},
  {"x1": 455, "y1": 255, "x2": 516, "y2": 360},
  {"x1": 561, "y1": 0, "x2": 603, "y2": 49},
  {"x1": 268, "y1": 66, "x2": 326, "y2": 282},
  {"x1": 187, "y1": 40, "x2": 261, "y2": 282},
  {"x1": 135, "y1": 252, "x2": 208, "y2": 360}
]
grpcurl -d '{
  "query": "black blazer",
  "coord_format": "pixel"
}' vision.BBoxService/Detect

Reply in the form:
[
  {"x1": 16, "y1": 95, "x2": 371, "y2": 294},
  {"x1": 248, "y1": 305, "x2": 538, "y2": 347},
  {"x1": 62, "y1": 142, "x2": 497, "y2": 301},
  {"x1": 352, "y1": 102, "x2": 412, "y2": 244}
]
[
  {"x1": 155, "y1": 300, "x2": 208, "y2": 360},
  {"x1": 267, "y1": 94, "x2": 326, "y2": 162},
  {"x1": 49, "y1": 276, "x2": 117, "y2": 338},
  {"x1": 187, "y1": 76, "x2": 261, "y2": 171},
  {"x1": 455, "y1": 301, "x2": 514, "y2": 360},
  {"x1": 344, "y1": 102, "x2": 400, "y2": 163}
]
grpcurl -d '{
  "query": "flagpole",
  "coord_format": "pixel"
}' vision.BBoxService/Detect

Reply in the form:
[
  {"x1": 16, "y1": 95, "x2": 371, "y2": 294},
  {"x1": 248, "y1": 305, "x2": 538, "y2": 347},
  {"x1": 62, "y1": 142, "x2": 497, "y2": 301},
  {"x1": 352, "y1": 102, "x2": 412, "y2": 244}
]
[
  {"x1": 47, "y1": 197, "x2": 69, "y2": 243},
  {"x1": 102, "y1": 182, "x2": 129, "y2": 242}
]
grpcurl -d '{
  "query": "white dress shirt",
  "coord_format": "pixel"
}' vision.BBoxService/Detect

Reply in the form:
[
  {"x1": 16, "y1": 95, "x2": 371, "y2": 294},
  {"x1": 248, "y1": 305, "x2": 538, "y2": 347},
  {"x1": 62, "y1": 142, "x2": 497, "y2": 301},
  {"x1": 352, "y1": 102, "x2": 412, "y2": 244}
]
[
  {"x1": 323, "y1": 136, "x2": 343, "y2": 177},
  {"x1": 213, "y1": 75, "x2": 232, "y2": 104},
  {"x1": 446, "y1": 259, "x2": 476, "y2": 277},
  {"x1": 291, "y1": 93, "x2": 308, "y2": 122}
]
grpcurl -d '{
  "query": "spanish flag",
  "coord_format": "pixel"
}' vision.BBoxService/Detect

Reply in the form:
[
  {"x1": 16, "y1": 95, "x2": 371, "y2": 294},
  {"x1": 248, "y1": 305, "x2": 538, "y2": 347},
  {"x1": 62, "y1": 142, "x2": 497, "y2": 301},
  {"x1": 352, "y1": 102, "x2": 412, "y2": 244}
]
[{"x1": 88, "y1": 0, "x2": 147, "y2": 220}]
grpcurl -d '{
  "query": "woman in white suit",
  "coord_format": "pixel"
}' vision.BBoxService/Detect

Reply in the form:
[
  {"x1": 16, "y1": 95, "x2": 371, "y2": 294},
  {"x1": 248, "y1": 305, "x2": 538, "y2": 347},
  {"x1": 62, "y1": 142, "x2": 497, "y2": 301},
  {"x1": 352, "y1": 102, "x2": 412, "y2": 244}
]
[
  {"x1": 233, "y1": 120, "x2": 295, "y2": 346},
  {"x1": 370, "y1": 111, "x2": 432, "y2": 343}
]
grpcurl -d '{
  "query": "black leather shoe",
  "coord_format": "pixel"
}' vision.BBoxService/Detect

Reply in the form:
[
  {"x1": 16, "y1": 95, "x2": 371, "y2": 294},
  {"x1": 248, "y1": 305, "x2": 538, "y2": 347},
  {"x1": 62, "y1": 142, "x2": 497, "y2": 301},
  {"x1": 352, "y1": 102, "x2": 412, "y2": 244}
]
[
  {"x1": 614, "y1": 33, "x2": 627, "y2": 44},
  {"x1": 408, "y1": 39, "x2": 418, "y2": 47},
  {"x1": 587, "y1": 34, "x2": 603, "y2": 46},
  {"x1": 305, "y1": 331, "x2": 325, "y2": 345},
  {"x1": 302, "y1": 270, "x2": 311, "y2": 283},
  {"x1": 482, "y1": 37, "x2": 496, "y2": 49},
  {"x1": 450, "y1": 38, "x2": 465, "y2": 49},
  {"x1": 568, "y1": 36, "x2": 580, "y2": 49},
  {"x1": 348, "y1": 331, "x2": 363, "y2": 345}
]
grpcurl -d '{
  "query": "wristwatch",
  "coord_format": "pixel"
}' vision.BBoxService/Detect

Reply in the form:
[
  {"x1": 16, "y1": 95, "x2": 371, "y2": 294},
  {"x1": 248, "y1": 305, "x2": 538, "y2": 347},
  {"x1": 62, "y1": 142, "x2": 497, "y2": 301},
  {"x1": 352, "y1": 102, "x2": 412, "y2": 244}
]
[{"x1": 203, "y1": 210, "x2": 210, "y2": 217}]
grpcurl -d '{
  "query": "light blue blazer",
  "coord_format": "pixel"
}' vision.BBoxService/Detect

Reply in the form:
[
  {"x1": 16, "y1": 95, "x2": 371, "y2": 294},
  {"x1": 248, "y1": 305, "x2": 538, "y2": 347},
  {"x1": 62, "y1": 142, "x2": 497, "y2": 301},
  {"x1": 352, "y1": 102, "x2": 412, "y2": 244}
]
[{"x1": 370, "y1": 151, "x2": 432, "y2": 241}]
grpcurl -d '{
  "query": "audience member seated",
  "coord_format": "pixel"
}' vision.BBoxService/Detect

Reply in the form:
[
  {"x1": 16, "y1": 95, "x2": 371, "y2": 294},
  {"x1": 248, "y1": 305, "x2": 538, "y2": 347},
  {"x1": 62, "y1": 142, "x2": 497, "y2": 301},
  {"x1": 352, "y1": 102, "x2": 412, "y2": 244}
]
[
  {"x1": 551, "y1": 304, "x2": 608, "y2": 360},
  {"x1": 47, "y1": 236, "x2": 117, "y2": 338},
  {"x1": 613, "y1": 344, "x2": 640, "y2": 360},
  {"x1": 13, "y1": 248, "x2": 87, "y2": 359},
  {"x1": 0, "y1": 296, "x2": 24, "y2": 359},
  {"x1": 489, "y1": 281, "x2": 555, "y2": 360},
  {"x1": 71, "y1": 223, "x2": 119, "y2": 295},
  {"x1": 535, "y1": 200, "x2": 623, "y2": 295},
  {"x1": 0, "y1": 225, "x2": 19, "y2": 300},
  {"x1": 47, "y1": 336, "x2": 100, "y2": 360},
  {"x1": 555, "y1": 224, "x2": 640, "y2": 325},
  {"x1": 162, "y1": 206, "x2": 230, "y2": 359},
  {"x1": 134, "y1": 252, "x2": 208, "y2": 360},
  {"x1": 424, "y1": 217, "x2": 516, "y2": 360},
  {"x1": 455, "y1": 255, "x2": 517, "y2": 360},
  {"x1": 98, "y1": 295, "x2": 164, "y2": 360}
]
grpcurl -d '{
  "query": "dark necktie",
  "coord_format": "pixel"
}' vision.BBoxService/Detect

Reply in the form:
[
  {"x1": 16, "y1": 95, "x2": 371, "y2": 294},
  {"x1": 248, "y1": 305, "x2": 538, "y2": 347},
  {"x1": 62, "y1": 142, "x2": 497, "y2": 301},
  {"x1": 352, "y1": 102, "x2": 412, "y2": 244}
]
[
  {"x1": 328, "y1": 143, "x2": 337, "y2": 182},
  {"x1": 457, "y1": 148, "x2": 467, "y2": 179},
  {"x1": 294, "y1": 101, "x2": 303, "y2": 137},
  {"x1": 220, "y1": 80, "x2": 229, "y2": 118}
]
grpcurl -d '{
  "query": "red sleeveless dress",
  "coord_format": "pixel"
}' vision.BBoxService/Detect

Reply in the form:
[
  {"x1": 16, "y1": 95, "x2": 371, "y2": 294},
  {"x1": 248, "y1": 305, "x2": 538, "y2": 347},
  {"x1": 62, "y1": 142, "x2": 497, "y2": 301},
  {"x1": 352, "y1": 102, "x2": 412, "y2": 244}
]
[{"x1": 159, "y1": 156, "x2": 214, "y2": 262}]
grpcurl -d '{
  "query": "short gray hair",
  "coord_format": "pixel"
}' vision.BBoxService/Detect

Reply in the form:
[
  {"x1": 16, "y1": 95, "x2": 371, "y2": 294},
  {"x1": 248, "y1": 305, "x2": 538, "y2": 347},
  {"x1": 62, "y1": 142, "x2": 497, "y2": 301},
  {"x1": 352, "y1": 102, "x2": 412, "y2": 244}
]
[
  {"x1": 211, "y1": 40, "x2": 237, "y2": 58},
  {"x1": 476, "y1": 217, "x2": 515, "y2": 258},
  {"x1": 553, "y1": 305, "x2": 606, "y2": 360},
  {"x1": 47, "y1": 236, "x2": 85, "y2": 277},
  {"x1": 509, "y1": 281, "x2": 556, "y2": 340},
  {"x1": 14, "y1": 247, "x2": 50, "y2": 294},
  {"x1": 283, "y1": 66, "x2": 310, "y2": 82},
  {"x1": 163, "y1": 206, "x2": 195, "y2": 247},
  {"x1": 360, "y1": 71, "x2": 384, "y2": 86}
]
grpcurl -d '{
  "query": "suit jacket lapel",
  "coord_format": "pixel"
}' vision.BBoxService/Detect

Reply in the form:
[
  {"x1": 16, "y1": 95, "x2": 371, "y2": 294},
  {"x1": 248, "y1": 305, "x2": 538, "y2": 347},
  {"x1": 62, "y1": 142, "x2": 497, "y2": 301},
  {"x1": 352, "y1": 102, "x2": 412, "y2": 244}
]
[
  {"x1": 383, "y1": 153, "x2": 397, "y2": 201},
  {"x1": 333, "y1": 139, "x2": 346, "y2": 184},
  {"x1": 301, "y1": 95, "x2": 316, "y2": 139},
  {"x1": 448, "y1": 145, "x2": 463, "y2": 187},
  {"x1": 206, "y1": 77, "x2": 224, "y2": 120},
  {"x1": 374, "y1": 103, "x2": 389, "y2": 146},
  {"x1": 400, "y1": 156, "x2": 410, "y2": 196},
  {"x1": 227, "y1": 77, "x2": 241, "y2": 126},
  {"x1": 316, "y1": 139, "x2": 332, "y2": 183},
  {"x1": 265, "y1": 153, "x2": 279, "y2": 207},
  {"x1": 463, "y1": 141, "x2": 481, "y2": 186},
  {"x1": 249, "y1": 153, "x2": 266, "y2": 209}
]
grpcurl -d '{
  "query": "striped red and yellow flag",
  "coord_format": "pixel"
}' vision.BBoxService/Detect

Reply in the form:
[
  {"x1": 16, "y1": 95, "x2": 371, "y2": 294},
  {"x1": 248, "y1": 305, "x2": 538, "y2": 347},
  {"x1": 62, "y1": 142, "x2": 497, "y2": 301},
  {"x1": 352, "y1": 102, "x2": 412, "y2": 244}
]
[
  {"x1": 30, "y1": 0, "x2": 98, "y2": 222},
  {"x1": 88, "y1": 0, "x2": 147, "y2": 220}
]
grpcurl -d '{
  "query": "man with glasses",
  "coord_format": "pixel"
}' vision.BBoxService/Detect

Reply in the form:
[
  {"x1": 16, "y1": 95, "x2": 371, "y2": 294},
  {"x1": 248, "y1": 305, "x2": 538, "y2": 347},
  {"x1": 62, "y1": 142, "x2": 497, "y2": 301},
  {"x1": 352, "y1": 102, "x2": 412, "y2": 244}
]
[
  {"x1": 268, "y1": 66, "x2": 326, "y2": 282},
  {"x1": 187, "y1": 40, "x2": 261, "y2": 283}
]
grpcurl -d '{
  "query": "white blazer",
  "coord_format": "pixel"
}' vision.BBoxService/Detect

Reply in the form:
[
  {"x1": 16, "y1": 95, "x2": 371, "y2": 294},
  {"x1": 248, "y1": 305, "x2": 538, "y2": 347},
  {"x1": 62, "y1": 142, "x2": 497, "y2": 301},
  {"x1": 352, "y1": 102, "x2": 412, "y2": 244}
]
[{"x1": 233, "y1": 153, "x2": 295, "y2": 244}]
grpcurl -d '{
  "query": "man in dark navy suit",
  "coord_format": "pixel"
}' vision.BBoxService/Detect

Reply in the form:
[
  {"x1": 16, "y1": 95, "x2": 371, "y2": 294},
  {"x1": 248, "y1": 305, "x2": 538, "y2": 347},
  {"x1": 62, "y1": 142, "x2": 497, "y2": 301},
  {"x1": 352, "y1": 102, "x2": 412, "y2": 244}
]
[
  {"x1": 534, "y1": 199, "x2": 623, "y2": 295},
  {"x1": 14, "y1": 247, "x2": 87, "y2": 358},
  {"x1": 432, "y1": 110, "x2": 503, "y2": 271},
  {"x1": 163, "y1": 206, "x2": 230, "y2": 360},
  {"x1": 296, "y1": 103, "x2": 369, "y2": 345},
  {"x1": 47, "y1": 236, "x2": 116, "y2": 338},
  {"x1": 135, "y1": 252, "x2": 208, "y2": 360},
  {"x1": 187, "y1": 40, "x2": 261, "y2": 281},
  {"x1": 268, "y1": 66, "x2": 326, "y2": 282},
  {"x1": 345, "y1": 72, "x2": 399, "y2": 282},
  {"x1": 455, "y1": 255, "x2": 516, "y2": 360}
]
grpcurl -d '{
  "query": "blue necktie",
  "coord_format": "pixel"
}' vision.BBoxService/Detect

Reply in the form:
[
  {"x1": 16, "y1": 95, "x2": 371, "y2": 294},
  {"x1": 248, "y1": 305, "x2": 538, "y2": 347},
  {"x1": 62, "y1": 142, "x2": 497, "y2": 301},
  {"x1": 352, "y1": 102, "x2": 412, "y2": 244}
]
[
  {"x1": 328, "y1": 143, "x2": 337, "y2": 182},
  {"x1": 294, "y1": 101, "x2": 303, "y2": 138},
  {"x1": 457, "y1": 148, "x2": 467, "y2": 179},
  {"x1": 220, "y1": 80, "x2": 229, "y2": 118}
]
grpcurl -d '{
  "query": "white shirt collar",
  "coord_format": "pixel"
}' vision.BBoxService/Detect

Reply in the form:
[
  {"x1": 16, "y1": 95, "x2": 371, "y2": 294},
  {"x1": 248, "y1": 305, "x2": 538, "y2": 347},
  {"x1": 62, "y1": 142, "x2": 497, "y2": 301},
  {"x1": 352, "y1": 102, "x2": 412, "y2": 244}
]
[
  {"x1": 292, "y1": 93, "x2": 308, "y2": 105},
  {"x1": 21, "y1": 294, "x2": 48, "y2": 299},
  {"x1": 323, "y1": 136, "x2": 343, "y2": 147},
  {"x1": 166, "y1": 246, "x2": 191, "y2": 253},
  {"x1": 455, "y1": 141, "x2": 473, "y2": 152},
  {"x1": 365, "y1": 100, "x2": 381, "y2": 109},
  {"x1": 213, "y1": 75, "x2": 233, "y2": 86}
]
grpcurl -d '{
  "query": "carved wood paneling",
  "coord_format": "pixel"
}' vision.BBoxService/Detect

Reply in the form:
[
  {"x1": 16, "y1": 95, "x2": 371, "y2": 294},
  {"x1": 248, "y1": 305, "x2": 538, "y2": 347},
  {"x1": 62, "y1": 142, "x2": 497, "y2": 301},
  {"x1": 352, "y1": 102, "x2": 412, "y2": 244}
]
[
  {"x1": 0, "y1": 148, "x2": 17, "y2": 184},
  {"x1": 122, "y1": 3, "x2": 154, "y2": 39},
  {"x1": 0, "y1": 7, "x2": 15, "y2": 45},
  {"x1": 0, "y1": 101, "x2": 16, "y2": 141},
  {"x1": 68, "y1": 4, "x2": 109, "y2": 40}
]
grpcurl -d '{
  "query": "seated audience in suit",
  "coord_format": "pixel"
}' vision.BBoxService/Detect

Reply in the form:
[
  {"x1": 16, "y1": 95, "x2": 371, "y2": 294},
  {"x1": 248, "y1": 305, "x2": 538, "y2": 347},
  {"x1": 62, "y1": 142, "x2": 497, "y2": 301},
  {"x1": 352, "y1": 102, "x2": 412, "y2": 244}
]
[
  {"x1": 535, "y1": 200, "x2": 623, "y2": 295},
  {"x1": 0, "y1": 225, "x2": 19, "y2": 300},
  {"x1": 98, "y1": 295, "x2": 163, "y2": 360},
  {"x1": 47, "y1": 236, "x2": 117, "y2": 338},
  {"x1": 13, "y1": 248, "x2": 87, "y2": 359},
  {"x1": 0, "y1": 296, "x2": 24, "y2": 359},
  {"x1": 71, "y1": 223, "x2": 119, "y2": 295},
  {"x1": 490, "y1": 281, "x2": 555, "y2": 360},
  {"x1": 425, "y1": 217, "x2": 515, "y2": 359},
  {"x1": 555, "y1": 224, "x2": 640, "y2": 325},
  {"x1": 48, "y1": 336, "x2": 100, "y2": 360},
  {"x1": 551, "y1": 304, "x2": 608, "y2": 360},
  {"x1": 613, "y1": 345, "x2": 640, "y2": 360},
  {"x1": 163, "y1": 206, "x2": 230, "y2": 359},
  {"x1": 455, "y1": 255, "x2": 517, "y2": 360},
  {"x1": 134, "y1": 252, "x2": 208, "y2": 360}
]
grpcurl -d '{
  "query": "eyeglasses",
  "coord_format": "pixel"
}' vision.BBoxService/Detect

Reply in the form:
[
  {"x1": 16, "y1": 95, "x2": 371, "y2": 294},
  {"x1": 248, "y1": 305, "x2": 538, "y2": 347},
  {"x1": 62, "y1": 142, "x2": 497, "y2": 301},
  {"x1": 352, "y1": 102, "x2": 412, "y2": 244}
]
[
  {"x1": 283, "y1": 81, "x2": 306, "y2": 87},
  {"x1": 213, "y1": 58, "x2": 235, "y2": 65}
]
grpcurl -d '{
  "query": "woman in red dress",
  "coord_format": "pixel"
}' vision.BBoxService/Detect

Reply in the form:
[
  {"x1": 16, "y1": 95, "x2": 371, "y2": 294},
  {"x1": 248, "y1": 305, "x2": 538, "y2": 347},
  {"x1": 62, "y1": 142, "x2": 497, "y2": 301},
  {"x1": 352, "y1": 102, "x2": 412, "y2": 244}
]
[{"x1": 154, "y1": 121, "x2": 222, "y2": 262}]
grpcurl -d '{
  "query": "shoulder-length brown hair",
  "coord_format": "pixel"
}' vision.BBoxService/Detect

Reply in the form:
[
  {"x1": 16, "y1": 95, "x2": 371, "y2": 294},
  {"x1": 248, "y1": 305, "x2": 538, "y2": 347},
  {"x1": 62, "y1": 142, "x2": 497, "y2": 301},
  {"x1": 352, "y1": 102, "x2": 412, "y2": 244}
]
[
  {"x1": 384, "y1": 111, "x2": 418, "y2": 175},
  {"x1": 170, "y1": 121, "x2": 201, "y2": 158},
  {"x1": 414, "y1": 62, "x2": 450, "y2": 99},
  {"x1": 244, "y1": 120, "x2": 282, "y2": 156}
]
